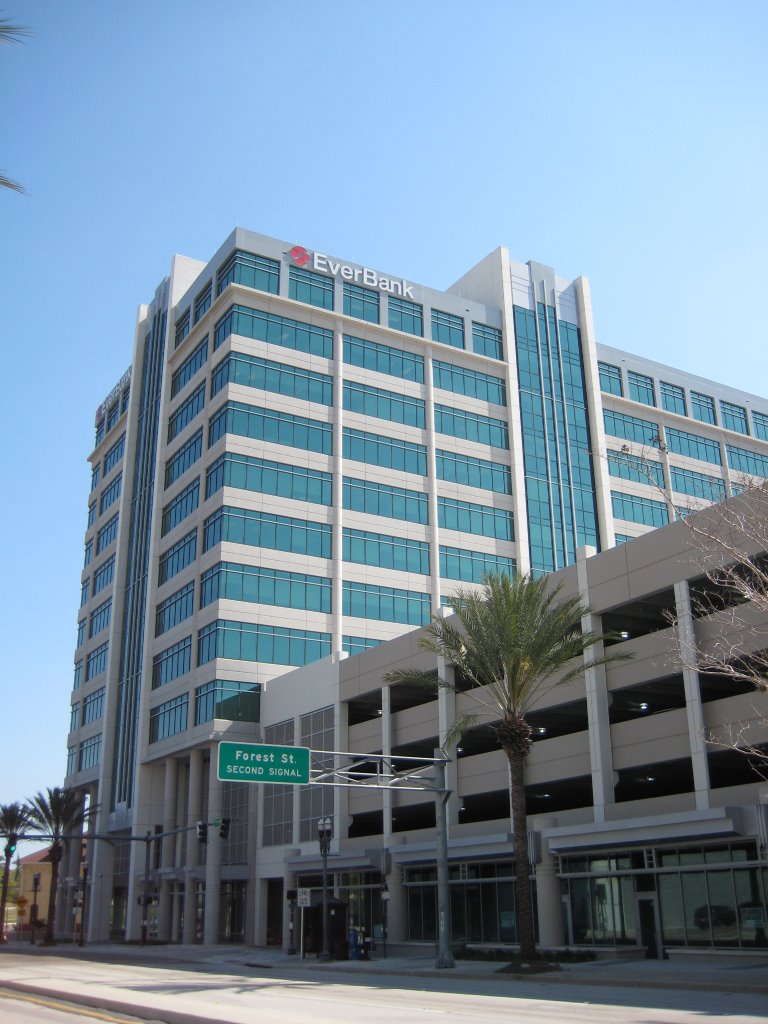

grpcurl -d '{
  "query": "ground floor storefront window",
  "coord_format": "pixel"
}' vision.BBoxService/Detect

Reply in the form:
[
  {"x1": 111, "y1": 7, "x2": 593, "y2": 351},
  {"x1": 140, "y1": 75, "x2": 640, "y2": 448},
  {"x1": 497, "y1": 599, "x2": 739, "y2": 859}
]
[
  {"x1": 560, "y1": 841, "x2": 768, "y2": 950},
  {"x1": 405, "y1": 861, "x2": 529, "y2": 945}
]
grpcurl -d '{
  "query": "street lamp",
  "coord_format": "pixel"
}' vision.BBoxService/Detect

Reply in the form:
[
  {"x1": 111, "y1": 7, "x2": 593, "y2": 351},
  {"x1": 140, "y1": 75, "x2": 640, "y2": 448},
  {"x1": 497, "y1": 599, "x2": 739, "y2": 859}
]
[
  {"x1": 78, "y1": 863, "x2": 89, "y2": 948},
  {"x1": 30, "y1": 874, "x2": 41, "y2": 946},
  {"x1": 317, "y1": 817, "x2": 332, "y2": 962}
]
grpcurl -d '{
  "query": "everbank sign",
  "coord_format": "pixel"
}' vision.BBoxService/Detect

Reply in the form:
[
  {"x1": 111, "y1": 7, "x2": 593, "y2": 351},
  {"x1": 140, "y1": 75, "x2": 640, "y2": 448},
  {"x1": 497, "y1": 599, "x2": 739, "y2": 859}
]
[{"x1": 289, "y1": 245, "x2": 415, "y2": 299}]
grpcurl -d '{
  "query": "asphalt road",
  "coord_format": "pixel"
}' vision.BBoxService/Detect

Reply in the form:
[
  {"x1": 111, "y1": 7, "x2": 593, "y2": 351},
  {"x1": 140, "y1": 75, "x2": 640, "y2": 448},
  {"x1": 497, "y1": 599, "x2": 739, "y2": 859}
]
[{"x1": 1, "y1": 954, "x2": 766, "y2": 1024}]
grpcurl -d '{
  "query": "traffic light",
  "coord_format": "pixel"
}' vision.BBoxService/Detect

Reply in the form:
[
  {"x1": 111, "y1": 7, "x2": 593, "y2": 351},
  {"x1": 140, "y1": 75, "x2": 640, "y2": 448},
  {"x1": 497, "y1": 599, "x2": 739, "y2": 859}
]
[
  {"x1": 196, "y1": 821, "x2": 208, "y2": 844},
  {"x1": 4, "y1": 834, "x2": 17, "y2": 859},
  {"x1": 219, "y1": 818, "x2": 231, "y2": 840}
]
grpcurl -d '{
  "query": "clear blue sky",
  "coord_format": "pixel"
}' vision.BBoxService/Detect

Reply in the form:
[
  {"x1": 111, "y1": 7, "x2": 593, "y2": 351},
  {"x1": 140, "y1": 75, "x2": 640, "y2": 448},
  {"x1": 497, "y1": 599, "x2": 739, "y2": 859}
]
[{"x1": 1, "y1": 0, "x2": 766, "y2": 810}]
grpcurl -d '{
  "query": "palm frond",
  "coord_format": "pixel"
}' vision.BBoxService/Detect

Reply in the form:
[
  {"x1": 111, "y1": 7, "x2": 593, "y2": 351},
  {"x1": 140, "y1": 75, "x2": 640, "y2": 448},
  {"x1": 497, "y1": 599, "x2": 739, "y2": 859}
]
[{"x1": 0, "y1": 172, "x2": 25, "y2": 194}]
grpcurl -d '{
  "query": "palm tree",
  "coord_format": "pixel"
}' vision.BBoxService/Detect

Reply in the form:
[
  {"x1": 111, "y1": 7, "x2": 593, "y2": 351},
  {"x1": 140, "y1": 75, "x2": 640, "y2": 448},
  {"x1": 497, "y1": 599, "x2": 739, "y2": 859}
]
[
  {"x1": 384, "y1": 572, "x2": 628, "y2": 960},
  {"x1": 0, "y1": 802, "x2": 29, "y2": 941},
  {"x1": 25, "y1": 788, "x2": 88, "y2": 945},
  {"x1": 1, "y1": 16, "x2": 29, "y2": 194}
]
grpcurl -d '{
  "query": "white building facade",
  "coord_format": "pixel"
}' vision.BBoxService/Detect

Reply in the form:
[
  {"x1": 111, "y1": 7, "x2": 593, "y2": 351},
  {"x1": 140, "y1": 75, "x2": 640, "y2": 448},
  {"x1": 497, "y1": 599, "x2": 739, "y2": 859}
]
[{"x1": 63, "y1": 229, "x2": 768, "y2": 950}]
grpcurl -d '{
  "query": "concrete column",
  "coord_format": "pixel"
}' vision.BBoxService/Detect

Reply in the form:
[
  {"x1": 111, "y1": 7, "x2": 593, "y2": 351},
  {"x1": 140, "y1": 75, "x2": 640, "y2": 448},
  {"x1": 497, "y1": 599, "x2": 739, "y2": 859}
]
[
  {"x1": 386, "y1": 848, "x2": 406, "y2": 943},
  {"x1": 332, "y1": 327, "x2": 344, "y2": 655},
  {"x1": 158, "y1": 757, "x2": 178, "y2": 941},
  {"x1": 674, "y1": 580, "x2": 711, "y2": 809},
  {"x1": 577, "y1": 548, "x2": 615, "y2": 822},
  {"x1": 534, "y1": 820, "x2": 564, "y2": 948},
  {"x1": 423, "y1": 348, "x2": 442, "y2": 614},
  {"x1": 203, "y1": 752, "x2": 223, "y2": 944},
  {"x1": 183, "y1": 748, "x2": 204, "y2": 944},
  {"x1": 380, "y1": 685, "x2": 393, "y2": 837}
]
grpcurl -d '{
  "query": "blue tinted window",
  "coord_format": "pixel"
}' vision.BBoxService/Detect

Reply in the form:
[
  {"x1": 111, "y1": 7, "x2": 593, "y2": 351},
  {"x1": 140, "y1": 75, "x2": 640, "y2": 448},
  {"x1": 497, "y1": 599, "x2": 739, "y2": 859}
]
[
  {"x1": 388, "y1": 295, "x2": 423, "y2": 336},
  {"x1": 87, "y1": 501, "x2": 96, "y2": 528},
  {"x1": 158, "y1": 529, "x2": 197, "y2": 585},
  {"x1": 439, "y1": 545, "x2": 515, "y2": 583},
  {"x1": 195, "y1": 679, "x2": 261, "y2": 725},
  {"x1": 214, "y1": 304, "x2": 332, "y2": 358},
  {"x1": 607, "y1": 449, "x2": 664, "y2": 487},
  {"x1": 433, "y1": 361, "x2": 506, "y2": 405},
  {"x1": 155, "y1": 581, "x2": 194, "y2": 636},
  {"x1": 343, "y1": 477, "x2": 428, "y2": 523},
  {"x1": 99, "y1": 474, "x2": 122, "y2": 514},
  {"x1": 720, "y1": 400, "x2": 749, "y2": 435},
  {"x1": 752, "y1": 411, "x2": 768, "y2": 441},
  {"x1": 73, "y1": 660, "x2": 83, "y2": 688},
  {"x1": 82, "y1": 687, "x2": 105, "y2": 724},
  {"x1": 89, "y1": 598, "x2": 112, "y2": 638},
  {"x1": 96, "y1": 513, "x2": 119, "y2": 553},
  {"x1": 205, "y1": 453, "x2": 332, "y2": 505},
  {"x1": 343, "y1": 581, "x2": 430, "y2": 625},
  {"x1": 161, "y1": 478, "x2": 200, "y2": 536},
  {"x1": 152, "y1": 635, "x2": 192, "y2": 688},
  {"x1": 165, "y1": 429, "x2": 203, "y2": 488},
  {"x1": 628, "y1": 370, "x2": 656, "y2": 406},
  {"x1": 434, "y1": 404, "x2": 509, "y2": 449},
  {"x1": 342, "y1": 636, "x2": 383, "y2": 657},
  {"x1": 343, "y1": 380, "x2": 425, "y2": 427},
  {"x1": 194, "y1": 283, "x2": 212, "y2": 323},
  {"x1": 343, "y1": 334, "x2": 424, "y2": 382},
  {"x1": 204, "y1": 506, "x2": 331, "y2": 559},
  {"x1": 80, "y1": 580, "x2": 89, "y2": 607},
  {"x1": 149, "y1": 694, "x2": 188, "y2": 743},
  {"x1": 90, "y1": 465, "x2": 100, "y2": 492},
  {"x1": 168, "y1": 383, "x2": 205, "y2": 442},
  {"x1": 472, "y1": 322, "x2": 503, "y2": 360},
  {"x1": 603, "y1": 409, "x2": 660, "y2": 445},
  {"x1": 343, "y1": 282, "x2": 379, "y2": 323},
  {"x1": 343, "y1": 527, "x2": 429, "y2": 574},
  {"x1": 436, "y1": 449, "x2": 511, "y2": 494},
  {"x1": 666, "y1": 428, "x2": 722, "y2": 465},
  {"x1": 79, "y1": 735, "x2": 101, "y2": 770},
  {"x1": 289, "y1": 265, "x2": 334, "y2": 309},
  {"x1": 201, "y1": 561, "x2": 331, "y2": 613},
  {"x1": 93, "y1": 555, "x2": 115, "y2": 595},
  {"x1": 726, "y1": 444, "x2": 768, "y2": 478},
  {"x1": 660, "y1": 381, "x2": 686, "y2": 416},
  {"x1": 171, "y1": 337, "x2": 208, "y2": 398},
  {"x1": 86, "y1": 641, "x2": 109, "y2": 680},
  {"x1": 174, "y1": 309, "x2": 190, "y2": 348},
  {"x1": 611, "y1": 490, "x2": 669, "y2": 527},
  {"x1": 670, "y1": 466, "x2": 726, "y2": 501},
  {"x1": 104, "y1": 434, "x2": 125, "y2": 475},
  {"x1": 211, "y1": 350, "x2": 332, "y2": 406},
  {"x1": 437, "y1": 496, "x2": 513, "y2": 540},
  {"x1": 84, "y1": 540, "x2": 93, "y2": 567},
  {"x1": 198, "y1": 619, "x2": 331, "y2": 667},
  {"x1": 598, "y1": 362, "x2": 623, "y2": 396},
  {"x1": 691, "y1": 391, "x2": 717, "y2": 425},
  {"x1": 431, "y1": 309, "x2": 464, "y2": 349},
  {"x1": 208, "y1": 400, "x2": 333, "y2": 455},
  {"x1": 216, "y1": 250, "x2": 280, "y2": 296},
  {"x1": 343, "y1": 427, "x2": 427, "y2": 474}
]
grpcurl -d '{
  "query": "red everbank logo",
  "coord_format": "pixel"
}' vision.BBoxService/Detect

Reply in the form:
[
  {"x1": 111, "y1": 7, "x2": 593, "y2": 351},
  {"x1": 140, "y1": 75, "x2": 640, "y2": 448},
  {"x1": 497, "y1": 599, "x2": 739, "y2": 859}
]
[
  {"x1": 288, "y1": 244, "x2": 415, "y2": 298},
  {"x1": 289, "y1": 245, "x2": 311, "y2": 267}
]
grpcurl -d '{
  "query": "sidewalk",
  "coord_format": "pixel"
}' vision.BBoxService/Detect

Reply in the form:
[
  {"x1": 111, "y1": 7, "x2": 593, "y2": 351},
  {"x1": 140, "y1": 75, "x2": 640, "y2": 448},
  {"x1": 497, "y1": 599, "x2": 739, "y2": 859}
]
[{"x1": 4, "y1": 940, "x2": 768, "y2": 995}]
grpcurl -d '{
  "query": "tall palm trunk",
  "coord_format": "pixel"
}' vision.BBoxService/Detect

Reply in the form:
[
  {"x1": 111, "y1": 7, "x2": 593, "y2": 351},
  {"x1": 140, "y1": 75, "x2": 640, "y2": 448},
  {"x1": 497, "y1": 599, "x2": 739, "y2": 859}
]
[
  {"x1": 43, "y1": 846, "x2": 63, "y2": 945},
  {"x1": 498, "y1": 710, "x2": 536, "y2": 959},
  {"x1": 0, "y1": 848, "x2": 12, "y2": 942},
  {"x1": 506, "y1": 748, "x2": 536, "y2": 958}
]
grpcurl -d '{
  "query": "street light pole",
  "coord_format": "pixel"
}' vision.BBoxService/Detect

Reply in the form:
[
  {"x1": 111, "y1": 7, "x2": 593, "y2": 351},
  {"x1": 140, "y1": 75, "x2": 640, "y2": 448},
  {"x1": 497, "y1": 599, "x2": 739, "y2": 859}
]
[
  {"x1": 317, "y1": 817, "x2": 332, "y2": 962},
  {"x1": 141, "y1": 831, "x2": 152, "y2": 947},
  {"x1": 78, "y1": 864, "x2": 88, "y2": 948},
  {"x1": 30, "y1": 874, "x2": 40, "y2": 946}
]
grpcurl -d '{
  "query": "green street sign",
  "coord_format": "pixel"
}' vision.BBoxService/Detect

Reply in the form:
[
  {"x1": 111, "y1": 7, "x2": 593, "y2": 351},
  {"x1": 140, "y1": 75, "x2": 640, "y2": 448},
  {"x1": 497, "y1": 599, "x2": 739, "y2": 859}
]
[{"x1": 217, "y1": 741, "x2": 311, "y2": 785}]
